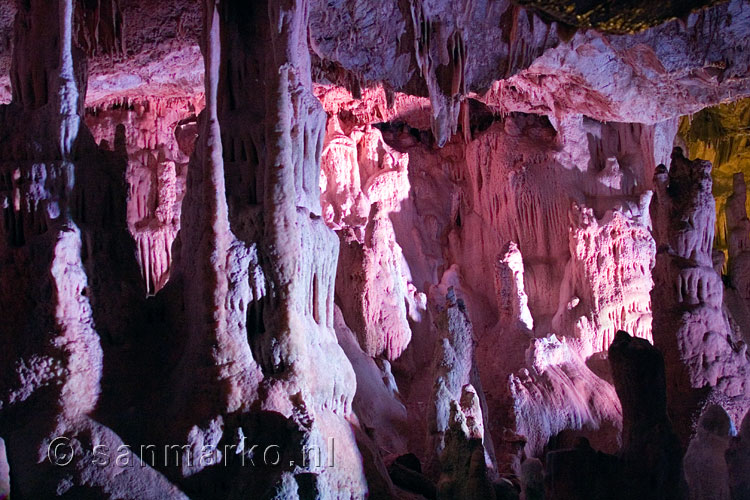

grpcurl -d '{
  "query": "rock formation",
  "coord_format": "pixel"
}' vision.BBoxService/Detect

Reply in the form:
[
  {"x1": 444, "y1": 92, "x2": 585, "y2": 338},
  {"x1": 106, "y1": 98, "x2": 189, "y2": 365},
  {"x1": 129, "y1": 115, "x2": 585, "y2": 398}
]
[
  {"x1": 86, "y1": 96, "x2": 200, "y2": 294},
  {"x1": 651, "y1": 148, "x2": 750, "y2": 440},
  {"x1": 725, "y1": 173, "x2": 750, "y2": 329},
  {"x1": 154, "y1": 1, "x2": 366, "y2": 496},
  {"x1": 426, "y1": 289, "x2": 497, "y2": 485},
  {"x1": 0, "y1": 0, "x2": 750, "y2": 498},
  {"x1": 609, "y1": 330, "x2": 686, "y2": 500},
  {"x1": 545, "y1": 330, "x2": 685, "y2": 500},
  {"x1": 320, "y1": 120, "x2": 417, "y2": 361},
  {"x1": 0, "y1": 1, "x2": 183, "y2": 497},
  {"x1": 0, "y1": 438, "x2": 8, "y2": 500},
  {"x1": 509, "y1": 334, "x2": 622, "y2": 459},
  {"x1": 726, "y1": 411, "x2": 750, "y2": 500},
  {"x1": 684, "y1": 405, "x2": 733, "y2": 500}
]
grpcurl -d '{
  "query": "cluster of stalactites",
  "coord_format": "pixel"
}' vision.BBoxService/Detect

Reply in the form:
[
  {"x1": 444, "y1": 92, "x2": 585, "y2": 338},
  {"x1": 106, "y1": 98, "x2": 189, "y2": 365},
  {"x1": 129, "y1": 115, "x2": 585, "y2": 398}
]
[
  {"x1": 74, "y1": 0, "x2": 124, "y2": 57},
  {"x1": 410, "y1": 1, "x2": 468, "y2": 147}
]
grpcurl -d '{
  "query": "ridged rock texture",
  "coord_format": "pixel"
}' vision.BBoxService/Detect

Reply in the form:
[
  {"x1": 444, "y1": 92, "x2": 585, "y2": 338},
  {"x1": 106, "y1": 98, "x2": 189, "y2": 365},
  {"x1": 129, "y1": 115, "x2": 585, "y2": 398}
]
[
  {"x1": 651, "y1": 148, "x2": 750, "y2": 441},
  {"x1": 0, "y1": 0, "x2": 750, "y2": 499}
]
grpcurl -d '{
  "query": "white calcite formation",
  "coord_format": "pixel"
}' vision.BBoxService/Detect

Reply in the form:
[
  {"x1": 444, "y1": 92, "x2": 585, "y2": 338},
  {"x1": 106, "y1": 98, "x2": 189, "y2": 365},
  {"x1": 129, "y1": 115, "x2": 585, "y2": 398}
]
[
  {"x1": 554, "y1": 202, "x2": 655, "y2": 355},
  {"x1": 333, "y1": 304, "x2": 408, "y2": 458},
  {"x1": 509, "y1": 334, "x2": 622, "y2": 458},
  {"x1": 156, "y1": 1, "x2": 366, "y2": 496},
  {"x1": 495, "y1": 241, "x2": 534, "y2": 333},
  {"x1": 86, "y1": 96, "x2": 201, "y2": 294},
  {"x1": 320, "y1": 118, "x2": 418, "y2": 360},
  {"x1": 0, "y1": 438, "x2": 7, "y2": 499},
  {"x1": 1, "y1": 0, "x2": 750, "y2": 499},
  {"x1": 427, "y1": 289, "x2": 496, "y2": 480}
]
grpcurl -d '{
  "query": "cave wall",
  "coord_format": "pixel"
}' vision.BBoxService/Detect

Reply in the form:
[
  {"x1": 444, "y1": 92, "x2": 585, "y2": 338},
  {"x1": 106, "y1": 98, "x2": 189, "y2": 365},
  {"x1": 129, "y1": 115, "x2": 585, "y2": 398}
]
[{"x1": 0, "y1": 0, "x2": 749, "y2": 499}]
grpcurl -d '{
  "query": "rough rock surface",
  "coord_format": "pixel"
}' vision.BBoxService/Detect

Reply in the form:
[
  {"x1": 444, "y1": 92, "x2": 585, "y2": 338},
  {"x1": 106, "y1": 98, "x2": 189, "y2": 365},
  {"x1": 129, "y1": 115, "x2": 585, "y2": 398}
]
[
  {"x1": 0, "y1": 1, "x2": 184, "y2": 497},
  {"x1": 86, "y1": 95, "x2": 201, "y2": 293},
  {"x1": 544, "y1": 330, "x2": 686, "y2": 500},
  {"x1": 509, "y1": 334, "x2": 622, "y2": 459},
  {"x1": 333, "y1": 304, "x2": 408, "y2": 457},
  {"x1": 320, "y1": 120, "x2": 417, "y2": 360},
  {"x1": 427, "y1": 289, "x2": 496, "y2": 480},
  {"x1": 651, "y1": 148, "x2": 750, "y2": 440},
  {"x1": 1, "y1": 0, "x2": 750, "y2": 499},
  {"x1": 154, "y1": 1, "x2": 366, "y2": 497},
  {"x1": 678, "y1": 98, "x2": 750, "y2": 258}
]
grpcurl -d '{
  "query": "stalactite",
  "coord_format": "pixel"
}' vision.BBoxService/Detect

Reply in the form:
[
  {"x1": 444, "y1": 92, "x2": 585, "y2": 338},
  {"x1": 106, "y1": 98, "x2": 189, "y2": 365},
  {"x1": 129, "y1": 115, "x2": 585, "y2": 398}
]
[
  {"x1": 2, "y1": 1, "x2": 750, "y2": 498},
  {"x1": 409, "y1": 2, "x2": 467, "y2": 147},
  {"x1": 553, "y1": 203, "x2": 655, "y2": 355},
  {"x1": 74, "y1": 0, "x2": 124, "y2": 57},
  {"x1": 320, "y1": 120, "x2": 416, "y2": 360},
  {"x1": 157, "y1": 1, "x2": 366, "y2": 495}
]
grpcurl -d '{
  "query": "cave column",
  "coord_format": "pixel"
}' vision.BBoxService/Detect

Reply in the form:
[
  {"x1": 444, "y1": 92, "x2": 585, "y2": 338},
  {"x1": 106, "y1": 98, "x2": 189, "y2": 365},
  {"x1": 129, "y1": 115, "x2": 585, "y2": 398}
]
[{"x1": 650, "y1": 149, "x2": 750, "y2": 441}]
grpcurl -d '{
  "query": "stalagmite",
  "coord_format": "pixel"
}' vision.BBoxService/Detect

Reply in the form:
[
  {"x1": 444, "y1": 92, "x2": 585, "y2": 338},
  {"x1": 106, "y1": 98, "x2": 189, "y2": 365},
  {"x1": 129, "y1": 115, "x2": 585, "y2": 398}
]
[
  {"x1": 1, "y1": 0, "x2": 750, "y2": 498},
  {"x1": 651, "y1": 148, "x2": 750, "y2": 440},
  {"x1": 608, "y1": 330, "x2": 686, "y2": 500},
  {"x1": 155, "y1": 1, "x2": 366, "y2": 496},
  {"x1": 684, "y1": 405, "x2": 733, "y2": 500},
  {"x1": 427, "y1": 289, "x2": 497, "y2": 480},
  {"x1": 0, "y1": 438, "x2": 8, "y2": 499},
  {"x1": 495, "y1": 241, "x2": 534, "y2": 333},
  {"x1": 0, "y1": 1, "x2": 184, "y2": 497}
]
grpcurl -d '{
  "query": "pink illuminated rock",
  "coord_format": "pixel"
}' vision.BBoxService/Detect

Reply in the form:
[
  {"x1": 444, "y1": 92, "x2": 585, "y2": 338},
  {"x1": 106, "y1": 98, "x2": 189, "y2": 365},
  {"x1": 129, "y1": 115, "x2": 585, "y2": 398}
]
[
  {"x1": 651, "y1": 148, "x2": 750, "y2": 440},
  {"x1": 2, "y1": 0, "x2": 750, "y2": 498},
  {"x1": 509, "y1": 334, "x2": 622, "y2": 458},
  {"x1": 321, "y1": 120, "x2": 417, "y2": 360},
  {"x1": 0, "y1": 438, "x2": 7, "y2": 499},
  {"x1": 85, "y1": 96, "x2": 200, "y2": 293},
  {"x1": 495, "y1": 241, "x2": 534, "y2": 333},
  {"x1": 553, "y1": 203, "x2": 655, "y2": 355},
  {"x1": 0, "y1": 1, "x2": 185, "y2": 497}
]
